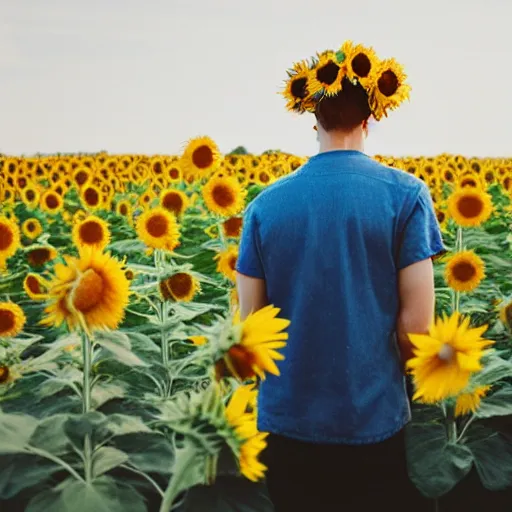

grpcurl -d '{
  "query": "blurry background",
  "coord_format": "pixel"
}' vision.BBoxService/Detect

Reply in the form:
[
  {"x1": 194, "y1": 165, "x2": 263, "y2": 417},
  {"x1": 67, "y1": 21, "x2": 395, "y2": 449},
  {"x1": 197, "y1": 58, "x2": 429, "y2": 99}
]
[{"x1": 0, "y1": 0, "x2": 510, "y2": 157}]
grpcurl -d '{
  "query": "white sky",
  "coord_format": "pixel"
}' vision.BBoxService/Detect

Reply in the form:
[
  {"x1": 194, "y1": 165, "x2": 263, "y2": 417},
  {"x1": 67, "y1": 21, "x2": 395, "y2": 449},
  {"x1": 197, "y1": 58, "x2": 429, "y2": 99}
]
[{"x1": 0, "y1": 0, "x2": 510, "y2": 158}]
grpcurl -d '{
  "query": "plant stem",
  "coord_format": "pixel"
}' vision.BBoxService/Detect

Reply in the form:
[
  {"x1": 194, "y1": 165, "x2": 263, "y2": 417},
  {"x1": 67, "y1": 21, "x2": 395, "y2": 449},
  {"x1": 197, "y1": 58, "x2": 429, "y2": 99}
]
[
  {"x1": 159, "y1": 445, "x2": 197, "y2": 512},
  {"x1": 445, "y1": 403, "x2": 457, "y2": 443},
  {"x1": 81, "y1": 327, "x2": 93, "y2": 483},
  {"x1": 26, "y1": 446, "x2": 85, "y2": 482},
  {"x1": 457, "y1": 415, "x2": 475, "y2": 443}
]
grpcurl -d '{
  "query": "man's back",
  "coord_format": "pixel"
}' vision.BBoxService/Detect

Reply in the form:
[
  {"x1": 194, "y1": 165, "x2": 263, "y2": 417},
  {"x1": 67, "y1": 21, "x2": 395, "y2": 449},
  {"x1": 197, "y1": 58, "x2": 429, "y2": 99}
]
[{"x1": 236, "y1": 149, "x2": 444, "y2": 443}]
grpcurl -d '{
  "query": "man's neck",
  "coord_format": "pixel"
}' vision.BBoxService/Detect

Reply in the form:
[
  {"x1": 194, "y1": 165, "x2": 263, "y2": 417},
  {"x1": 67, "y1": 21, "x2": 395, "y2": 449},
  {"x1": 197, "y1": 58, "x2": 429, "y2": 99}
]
[{"x1": 318, "y1": 129, "x2": 365, "y2": 154}]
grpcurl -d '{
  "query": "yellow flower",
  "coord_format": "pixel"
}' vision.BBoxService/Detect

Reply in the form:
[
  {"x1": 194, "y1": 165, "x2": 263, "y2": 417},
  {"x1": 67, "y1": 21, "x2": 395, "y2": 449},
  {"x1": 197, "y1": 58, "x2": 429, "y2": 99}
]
[
  {"x1": 40, "y1": 190, "x2": 64, "y2": 214},
  {"x1": 160, "y1": 188, "x2": 189, "y2": 217},
  {"x1": 282, "y1": 60, "x2": 315, "y2": 113},
  {"x1": 222, "y1": 217, "x2": 243, "y2": 238},
  {"x1": 215, "y1": 246, "x2": 238, "y2": 282},
  {"x1": 136, "y1": 207, "x2": 180, "y2": 252},
  {"x1": 27, "y1": 245, "x2": 58, "y2": 268},
  {"x1": 42, "y1": 247, "x2": 130, "y2": 331},
  {"x1": 307, "y1": 50, "x2": 345, "y2": 97},
  {"x1": 181, "y1": 136, "x2": 221, "y2": 179},
  {"x1": 218, "y1": 305, "x2": 289, "y2": 381},
  {"x1": 407, "y1": 312, "x2": 493, "y2": 404},
  {"x1": 20, "y1": 184, "x2": 41, "y2": 209},
  {"x1": 0, "y1": 302, "x2": 26, "y2": 338},
  {"x1": 159, "y1": 272, "x2": 201, "y2": 302},
  {"x1": 80, "y1": 184, "x2": 103, "y2": 210},
  {"x1": 72, "y1": 215, "x2": 111, "y2": 251},
  {"x1": 455, "y1": 385, "x2": 491, "y2": 417},
  {"x1": 202, "y1": 175, "x2": 246, "y2": 217},
  {"x1": 0, "y1": 216, "x2": 21, "y2": 267},
  {"x1": 23, "y1": 273, "x2": 49, "y2": 300},
  {"x1": 188, "y1": 335, "x2": 207, "y2": 346},
  {"x1": 444, "y1": 250, "x2": 485, "y2": 292},
  {"x1": 225, "y1": 384, "x2": 268, "y2": 482},
  {"x1": 500, "y1": 300, "x2": 512, "y2": 329},
  {"x1": 369, "y1": 58, "x2": 411, "y2": 120},
  {"x1": 447, "y1": 187, "x2": 493, "y2": 227},
  {"x1": 341, "y1": 41, "x2": 379, "y2": 88},
  {"x1": 22, "y1": 218, "x2": 43, "y2": 239}
]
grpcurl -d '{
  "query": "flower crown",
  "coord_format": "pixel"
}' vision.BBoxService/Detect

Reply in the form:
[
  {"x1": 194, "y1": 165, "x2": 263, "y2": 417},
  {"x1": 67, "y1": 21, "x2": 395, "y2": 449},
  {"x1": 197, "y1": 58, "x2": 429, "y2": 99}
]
[{"x1": 282, "y1": 41, "x2": 411, "y2": 121}]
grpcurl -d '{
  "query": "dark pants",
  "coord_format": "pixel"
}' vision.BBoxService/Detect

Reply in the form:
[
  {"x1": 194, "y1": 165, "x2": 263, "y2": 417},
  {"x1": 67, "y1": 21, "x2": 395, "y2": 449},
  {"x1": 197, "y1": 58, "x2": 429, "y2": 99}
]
[{"x1": 262, "y1": 429, "x2": 432, "y2": 512}]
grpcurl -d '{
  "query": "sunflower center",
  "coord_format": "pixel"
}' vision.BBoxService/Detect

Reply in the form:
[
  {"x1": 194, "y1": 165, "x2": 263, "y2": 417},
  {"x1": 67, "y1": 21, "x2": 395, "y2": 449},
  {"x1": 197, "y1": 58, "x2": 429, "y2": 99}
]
[
  {"x1": 437, "y1": 343, "x2": 455, "y2": 362},
  {"x1": 0, "y1": 224, "x2": 14, "y2": 250},
  {"x1": 153, "y1": 162, "x2": 163, "y2": 174},
  {"x1": 377, "y1": 70, "x2": 399, "y2": 97},
  {"x1": 484, "y1": 171, "x2": 494, "y2": 183},
  {"x1": 25, "y1": 189, "x2": 36, "y2": 201},
  {"x1": 75, "y1": 171, "x2": 88, "y2": 185},
  {"x1": 452, "y1": 261, "x2": 477, "y2": 282},
  {"x1": 45, "y1": 194, "x2": 59, "y2": 209},
  {"x1": 119, "y1": 204, "x2": 128, "y2": 216},
  {"x1": 259, "y1": 171, "x2": 270, "y2": 183},
  {"x1": 26, "y1": 221, "x2": 36, "y2": 232},
  {"x1": 192, "y1": 146, "x2": 214, "y2": 169},
  {"x1": 227, "y1": 345, "x2": 256, "y2": 380},
  {"x1": 223, "y1": 217, "x2": 243, "y2": 237},
  {"x1": 0, "y1": 365, "x2": 9, "y2": 383},
  {"x1": 26, "y1": 275, "x2": 42, "y2": 295},
  {"x1": 167, "y1": 273, "x2": 193, "y2": 299},
  {"x1": 169, "y1": 168, "x2": 179, "y2": 180},
  {"x1": 351, "y1": 53, "x2": 372, "y2": 78},
  {"x1": 28, "y1": 248, "x2": 52, "y2": 267},
  {"x1": 84, "y1": 187, "x2": 100, "y2": 206},
  {"x1": 457, "y1": 195, "x2": 483, "y2": 219},
  {"x1": 291, "y1": 77, "x2": 308, "y2": 99},
  {"x1": 162, "y1": 192, "x2": 183, "y2": 215},
  {"x1": 444, "y1": 170, "x2": 454, "y2": 181},
  {"x1": 229, "y1": 255, "x2": 237, "y2": 271},
  {"x1": 146, "y1": 214, "x2": 169, "y2": 238},
  {"x1": 436, "y1": 210, "x2": 446, "y2": 223},
  {"x1": 72, "y1": 269, "x2": 105, "y2": 313},
  {"x1": 316, "y1": 61, "x2": 339, "y2": 86},
  {"x1": 79, "y1": 221, "x2": 104, "y2": 245},
  {"x1": 212, "y1": 184, "x2": 235, "y2": 208},
  {"x1": 0, "y1": 309, "x2": 15, "y2": 334}
]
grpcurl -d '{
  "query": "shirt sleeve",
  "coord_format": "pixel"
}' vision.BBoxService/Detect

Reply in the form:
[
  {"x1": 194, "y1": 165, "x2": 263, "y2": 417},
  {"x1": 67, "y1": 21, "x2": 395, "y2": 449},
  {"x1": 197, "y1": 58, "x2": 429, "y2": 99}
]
[
  {"x1": 235, "y1": 203, "x2": 265, "y2": 279},
  {"x1": 397, "y1": 183, "x2": 446, "y2": 270}
]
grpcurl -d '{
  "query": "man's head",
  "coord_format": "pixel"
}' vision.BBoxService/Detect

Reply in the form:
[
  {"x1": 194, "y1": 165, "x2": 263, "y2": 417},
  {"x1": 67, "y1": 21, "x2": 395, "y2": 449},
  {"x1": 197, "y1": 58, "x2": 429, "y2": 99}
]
[{"x1": 314, "y1": 78, "x2": 371, "y2": 135}]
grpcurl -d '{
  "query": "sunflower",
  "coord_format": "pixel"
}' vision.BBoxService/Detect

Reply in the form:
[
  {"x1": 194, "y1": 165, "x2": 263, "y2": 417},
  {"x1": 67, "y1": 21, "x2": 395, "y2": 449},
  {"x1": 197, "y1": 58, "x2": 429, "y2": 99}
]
[
  {"x1": 42, "y1": 247, "x2": 130, "y2": 331},
  {"x1": 499, "y1": 300, "x2": 512, "y2": 329},
  {"x1": 215, "y1": 246, "x2": 238, "y2": 282},
  {"x1": 21, "y1": 184, "x2": 40, "y2": 209},
  {"x1": 282, "y1": 60, "x2": 315, "y2": 113},
  {"x1": 138, "y1": 189, "x2": 155, "y2": 210},
  {"x1": 27, "y1": 245, "x2": 58, "y2": 268},
  {"x1": 0, "y1": 216, "x2": 21, "y2": 266},
  {"x1": 181, "y1": 136, "x2": 221, "y2": 179},
  {"x1": 23, "y1": 273, "x2": 49, "y2": 300},
  {"x1": 222, "y1": 217, "x2": 243, "y2": 238},
  {"x1": 40, "y1": 190, "x2": 64, "y2": 214},
  {"x1": 406, "y1": 312, "x2": 493, "y2": 404},
  {"x1": 159, "y1": 272, "x2": 201, "y2": 302},
  {"x1": 167, "y1": 163, "x2": 183, "y2": 183},
  {"x1": 225, "y1": 385, "x2": 268, "y2": 481},
  {"x1": 21, "y1": 218, "x2": 43, "y2": 240},
  {"x1": 136, "y1": 207, "x2": 180, "y2": 252},
  {"x1": 80, "y1": 184, "x2": 103, "y2": 210},
  {"x1": 447, "y1": 187, "x2": 493, "y2": 227},
  {"x1": 72, "y1": 215, "x2": 111, "y2": 250},
  {"x1": 202, "y1": 175, "x2": 245, "y2": 217},
  {"x1": 160, "y1": 189, "x2": 189, "y2": 217},
  {"x1": 369, "y1": 58, "x2": 411, "y2": 120},
  {"x1": 308, "y1": 51, "x2": 345, "y2": 97},
  {"x1": 455, "y1": 385, "x2": 491, "y2": 417},
  {"x1": 445, "y1": 250, "x2": 485, "y2": 293},
  {"x1": 0, "y1": 302, "x2": 26, "y2": 338},
  {"x1": 341, "y1": 41, "x2": 379, "y2": 88},
  {"x1": 187, "y1": 335, "x2": 207, "y2": 346},
  {"x1": 219, "y1": 305, "x2": 289, "y2": 382},
  {"x1": 116, "y1": 200, "x2": 132, "y2": 219}
]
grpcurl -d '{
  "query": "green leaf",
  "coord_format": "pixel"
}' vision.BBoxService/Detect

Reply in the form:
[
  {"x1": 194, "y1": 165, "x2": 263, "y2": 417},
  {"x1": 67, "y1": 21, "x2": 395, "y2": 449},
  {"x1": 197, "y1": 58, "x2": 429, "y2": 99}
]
[
  {"x1": 0, "y1": 454, "x2": 59, "y2": 499},
  {"x1": 113, "y1": 433, "x2": 174, "y2": 473},
  {"x1": 469, "y1": 433, "x2": 512, "y2": 491},
  {"x1": 94, "y1": 331, "x2": 148, "y2": 367},
  {"x1": 108, "y1": 239, "x2": 147, "y2": 254},
  {"x1": 29, "y1": 414, "x2": 71, "y2": 455},
  {"x1": 92, "y1": 382, "x2": 125, "y2": 409},
  {"x1": 0, "y1": 412, "x2": 39, "y2": 453},
  {"x1": 92, "y1": 446, "x2": 129, "y2": 477},
  {"x1": 475, "y1": 385, "x2": 512, "y2": 419},
  {"x1": 123, "y1": 331, "x2": 160, "y2": 354},
  {"x1": 183, "y1": 476, "x2": 273, "y2": 512},
  {"x1": 104, "y1": 414, "x2": 152, "y2": 436},
  {"x1": 26, "y1": 488, "x2": 67, "y2": 512},
  {"x1": 406, "y1": 423, "x2": 474, "y2": 498},
  {"x1": 473, "y1": 352, "x2": 512, "y2": 387}
]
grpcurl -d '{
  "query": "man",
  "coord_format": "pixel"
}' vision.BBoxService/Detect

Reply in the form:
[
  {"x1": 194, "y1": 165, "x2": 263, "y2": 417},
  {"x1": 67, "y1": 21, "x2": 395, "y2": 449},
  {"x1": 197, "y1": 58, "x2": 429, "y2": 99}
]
[{"x1": 236, "y1": 43, "x2": 445, "y2": 511}]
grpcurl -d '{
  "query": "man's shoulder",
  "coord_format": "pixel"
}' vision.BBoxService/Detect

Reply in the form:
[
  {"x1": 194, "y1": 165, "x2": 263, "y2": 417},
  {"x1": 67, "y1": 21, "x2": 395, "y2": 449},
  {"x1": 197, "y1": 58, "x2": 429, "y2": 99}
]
[
  {"x1": 365, "y1": 158, "x2": 425, "y2": 192},
  {"x1": 248, "y1": 171, "x2": 302, "y2": 210}
]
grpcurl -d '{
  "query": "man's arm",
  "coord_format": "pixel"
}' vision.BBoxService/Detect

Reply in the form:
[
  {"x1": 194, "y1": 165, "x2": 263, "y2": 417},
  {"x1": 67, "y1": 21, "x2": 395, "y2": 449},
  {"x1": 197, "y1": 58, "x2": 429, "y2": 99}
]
[
  {"x1": 396, "y1": 258, "x2": 435, "y2": 369},
  {"x1": 236, "y1": 273, "x2": 268, "y2": 321}
]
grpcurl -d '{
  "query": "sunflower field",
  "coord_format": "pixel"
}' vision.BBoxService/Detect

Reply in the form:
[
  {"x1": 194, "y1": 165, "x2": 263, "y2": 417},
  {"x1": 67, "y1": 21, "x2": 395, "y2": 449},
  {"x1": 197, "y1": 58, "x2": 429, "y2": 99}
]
[{"x1": 0, "y1": 138, "x2": 511, "y2": 511}]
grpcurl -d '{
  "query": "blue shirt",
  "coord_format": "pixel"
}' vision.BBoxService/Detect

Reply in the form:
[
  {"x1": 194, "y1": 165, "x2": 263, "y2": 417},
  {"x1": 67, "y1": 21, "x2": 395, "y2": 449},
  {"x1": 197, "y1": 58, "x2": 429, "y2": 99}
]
[{"x1": 236, "y1": 150, "x2": 445, "y2": 444}]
